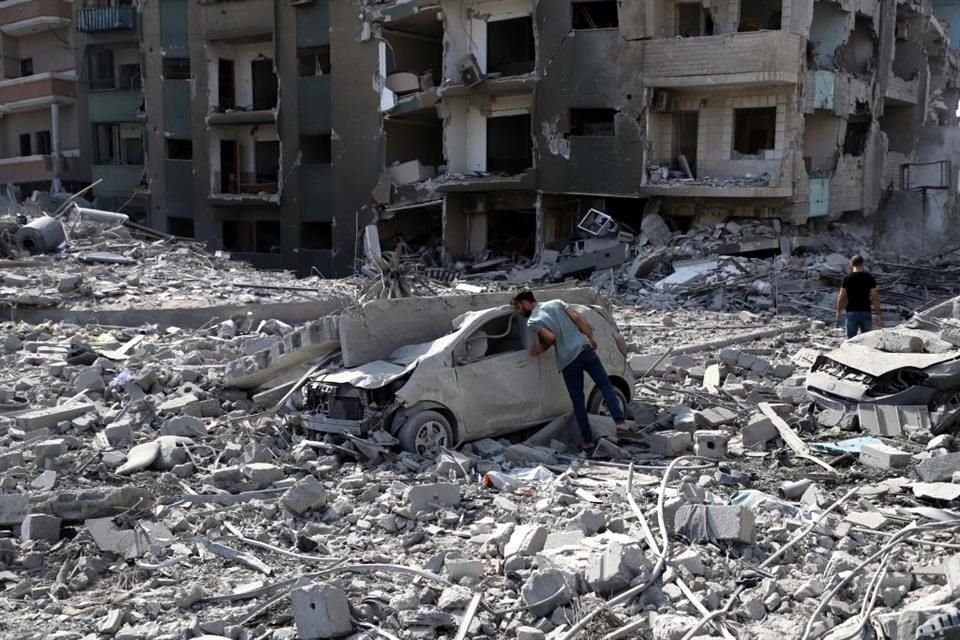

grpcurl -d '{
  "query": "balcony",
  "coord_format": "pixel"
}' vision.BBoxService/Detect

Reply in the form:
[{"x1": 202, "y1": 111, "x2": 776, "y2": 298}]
[
  {"x1": 76, "y1": 6, "x2": 135, "y2": 33},
  {"x1": 643, "y1": 31, "x2": 804, "y2": 89},
  {"x1": 885, "y1": 75, "x2": 920, "y2": 105},
  {"x1": 0, "y1": 154, "x2": 56, "y2": 184},
  {"x1": 88, "y1": 89, "x2": 142, "y2": 122},
  {"x1": 0, "y1": 72, "x2": 75, "y2": 112},
  {"x1": 641, "y1": 157, "x2": 794, "y2": 198},
  {"x1": 207, "y1": 109, "x2": 276, "y2": 126},
  {"x1": 0, "y1": 0, "x2": 72, "y2": 37}
]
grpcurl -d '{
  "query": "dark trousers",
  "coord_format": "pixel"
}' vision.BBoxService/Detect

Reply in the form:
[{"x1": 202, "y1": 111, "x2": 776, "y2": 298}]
[
  {"x1": 846, "y1": 311, "x2": 872, "y2": 339},
  {"x1": 561, "y1": 346, "x2": 626, "y2": 442}
]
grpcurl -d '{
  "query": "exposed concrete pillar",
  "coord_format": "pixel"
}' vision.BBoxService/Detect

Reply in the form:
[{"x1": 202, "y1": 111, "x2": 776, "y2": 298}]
[{"x1": 50, "y1": 102, "x2": 62, "y2": 193}]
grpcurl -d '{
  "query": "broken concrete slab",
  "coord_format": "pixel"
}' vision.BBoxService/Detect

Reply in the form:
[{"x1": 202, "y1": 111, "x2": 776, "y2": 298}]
[
  {"x1": 0, "y1": 495, "x2": 29, "y2": 526},
  {"x1": 521, "y1": 569, "x2": 574, "y2": 617},
  {"x1": 504, "y1": 524, "x2": 548, "y2": 559},
  {"x1": 584, "y1": 541, "x2": 650, "y2": 595},
  {"x1": 647, "y1": 430, "x2": 691, "y2": 457},
  {"x1": 86, "y1": 517, "x2": 151, "y2": 559},
  {"x1": 916, "y1": 452, "x2": 960, "y2": 483},
  {"x1": 291, "y1": 583, "x2": 353, "y2": 639},
  {"x1": 860, "y1": 442, "x2": 912, "y2": 470},
  {"x1": 741, "y1": 414, "x2": 778, "y2": 448},
  {"x1": 405, "y1": 483, "x2": 460, "y2": 513},
  {"x1": 15, "y1": 402, "x2": 95, "y2": 432},
  {"x1": 225, "y1": 316, "x2": 340, "y2": 389},
  {"x1": 339, "y1": 288, "x2": 602, "y2": 367},
  {"x1": 21, "y1": 514, "x2": 61, "y2": 543},
  {"x1": 282, "y1": 476, "x2": 329, "y2": 515}
]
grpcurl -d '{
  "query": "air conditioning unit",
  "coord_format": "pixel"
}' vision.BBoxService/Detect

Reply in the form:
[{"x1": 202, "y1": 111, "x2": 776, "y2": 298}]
[
  {"x1": 651, "y1": 90, "x2": 674, "y2": 113},
  {"x1": 457, "y1": 54, "x2": 484, "y2": 88}
]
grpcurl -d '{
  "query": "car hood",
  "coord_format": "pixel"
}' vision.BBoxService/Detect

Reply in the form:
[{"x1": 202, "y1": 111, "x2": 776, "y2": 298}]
[{"x1": 824, "y1": 342, "x2": 960, "y2": 377}]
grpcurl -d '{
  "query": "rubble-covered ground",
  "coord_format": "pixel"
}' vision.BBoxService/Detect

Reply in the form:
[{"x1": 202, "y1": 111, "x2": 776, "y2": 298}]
[{"x1": 3, "y1": 217, "x2": 960, "y2": 640}]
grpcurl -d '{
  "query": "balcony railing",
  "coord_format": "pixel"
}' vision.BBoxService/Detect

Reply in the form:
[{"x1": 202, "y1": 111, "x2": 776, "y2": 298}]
[{"x1": 76, "y1": 6, "x2": 135, "y2": 33}]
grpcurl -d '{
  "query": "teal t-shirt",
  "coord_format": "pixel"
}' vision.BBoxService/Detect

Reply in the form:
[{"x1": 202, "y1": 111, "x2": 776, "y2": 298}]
[{"x1": 527, "y1": 300, "x2": 588, "y2": 371}]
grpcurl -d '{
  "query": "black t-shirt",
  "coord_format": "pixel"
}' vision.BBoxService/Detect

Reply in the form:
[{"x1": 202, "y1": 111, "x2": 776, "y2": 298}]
[{"x1": 842, "y1": 271, "x2": 877, "y2": 312}]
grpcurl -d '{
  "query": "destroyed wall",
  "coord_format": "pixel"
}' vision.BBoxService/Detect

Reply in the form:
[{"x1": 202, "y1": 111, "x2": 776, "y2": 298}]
[{"x1": 534, "y1": 0, "x2": 648, "y2": 197}]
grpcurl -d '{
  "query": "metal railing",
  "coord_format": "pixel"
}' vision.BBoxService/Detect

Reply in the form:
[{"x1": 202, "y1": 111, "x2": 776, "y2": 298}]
[{"x1": 76, "y1": 6, "x2": 136, "y2": 33}]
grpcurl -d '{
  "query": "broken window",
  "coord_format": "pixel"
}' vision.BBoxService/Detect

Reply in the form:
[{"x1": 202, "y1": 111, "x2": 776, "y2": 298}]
[
  {"x1": 222, "y1": 220, "x2": 253, "y2": 251},
  {"x1": 166, "y1": 138, "x2": 193, "y2": 160},
  {"x1": 297, "y1": 46, "x2": 331, "y2": 77},
  {"x1": 570, "y1": 109, "x2": 616, "y2": 136},
  {"x1": 672, "y1": 111, "x2": 698, "y2": 175},
  {"x1": 809, "y1": 2, "x2": 847, "y2": 69},
  {"x1": 487, "y1": 115, "x2": 532, "y2": 174},
  {"x1": 454, "y1": 313, "x2": 526, "y2": 365},
  {"x1": 803, "y1": 112, "x2": 842, "y2": 173},
  {"x1": 880, "y1": 106, "x2": 916, "y2": 154},
  {"x1": 487, "y1": 17, "x2": 535, "y2": 76},
  {"x1": 162, "y1": 58, "x2": 191, "y2": 80},
  {"x1": 385, "y1": 117, "x2": 443, "y2": 169},
  {"x1": 301, "y1": 135, "x2": 332, "y2": 164},
  {"x1": 35, "y1": 131, "x2": 51, "y2": 156},
  {"x1": 251, "y1": 57, "x2": 278, "y2": 110},
  {"x1": 88, "y1": 48, "x2": 115, "y2": 91},
  {"x1": 738, "y1": 0, "x2": 781, "y2": 32},
  {"x1": 254, "y1": 141, "x2": 280, "y2": 185},
  {"x1": 19, "y1": 58, "x2": 32, "y2": 77},
  {"x1": 677, "y1": 3, "x2": 713, "y2": 37},
  {"x1": 19, "y1": 134, "x2": 30, "y2": 157},
  {"x1": 572, "y1": 1, "x2": 618, "y2": 29},
  {"x1": 93, "y1": 124, "x2": 143, "y2": 165},
  {"x1": 837, "y1": 16, "x2": 875, "y2": 75},
  {"x1": 843, "y1": 119, "x2": 870, "y2": 156},
  {"x1": 301, "y1": 222, "x2": 333, "y2": 250},
  {"x1": 733, "y1": 107, "x2": 776, "y2": 156},
  {"x1": 167, "y1": 216, "x2": 194, "y2": 238},
  {"x1": 218, "y1": 59, "x2": 235, "y2": 110},
  {"x1": 255, "y1": 221, "x2": 281, "y2": 254},
  {"x1": 118, "y1": 63, "x2": 142, "y2": 90}
]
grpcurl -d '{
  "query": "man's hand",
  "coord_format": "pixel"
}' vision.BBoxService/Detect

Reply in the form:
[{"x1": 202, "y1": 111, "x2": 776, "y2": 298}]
[
  {"x1": 529, "y1": 343, "x2": 545, "y2": 358},
  {"x1": 588, "y1": 336, "x2": 598, "y2": 350}
]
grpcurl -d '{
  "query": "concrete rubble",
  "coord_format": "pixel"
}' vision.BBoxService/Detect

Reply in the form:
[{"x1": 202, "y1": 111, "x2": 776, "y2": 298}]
[{"x1": 3, "y1": 217, "x2": 960, "y2": 640}]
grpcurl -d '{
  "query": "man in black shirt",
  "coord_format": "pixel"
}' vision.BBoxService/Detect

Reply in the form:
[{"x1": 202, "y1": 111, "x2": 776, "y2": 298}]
[{"x1": 836, "y1": 255, "x2": 882, "y2": 338}]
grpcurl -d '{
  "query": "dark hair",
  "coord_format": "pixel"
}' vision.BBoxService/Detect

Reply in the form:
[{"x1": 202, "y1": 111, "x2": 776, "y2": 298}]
[
  {"x1": 851, "y1": 255, "x2": 865, "y2": 267},
  {"x1": 513, "y1": 290, "x2": 536, "y2": 304}
]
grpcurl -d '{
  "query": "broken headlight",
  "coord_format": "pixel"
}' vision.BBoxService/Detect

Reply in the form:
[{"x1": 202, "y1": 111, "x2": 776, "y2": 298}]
[{"x1": 865, "y1": 368, "x2": 928, "y2": 398}]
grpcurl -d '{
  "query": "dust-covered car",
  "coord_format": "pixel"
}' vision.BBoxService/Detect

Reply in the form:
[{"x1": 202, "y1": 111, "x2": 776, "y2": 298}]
[
  {"x1": 806, "y1": 296, "x2": 960, "y2": 418},
  {"x1": 299, "y1": 304, "x2": 633, "y2": 454}
]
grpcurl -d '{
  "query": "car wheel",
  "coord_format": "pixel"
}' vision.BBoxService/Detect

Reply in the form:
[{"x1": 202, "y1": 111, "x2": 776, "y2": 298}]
[
  {"x1": 587, "y1": 386, "x2": 629, "y2": 419},
  {"x1": 398, "y1": 410, "x2": 453, "y2": 456}
]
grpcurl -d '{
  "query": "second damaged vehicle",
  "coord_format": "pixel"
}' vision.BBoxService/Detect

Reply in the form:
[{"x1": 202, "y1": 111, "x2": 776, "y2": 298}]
[
  {"x1": 300, "y1": 304, "x2": 633, "y2": 454},
  {"x1": 806, "y1": 296, "x2": 960, "y2": 433}
]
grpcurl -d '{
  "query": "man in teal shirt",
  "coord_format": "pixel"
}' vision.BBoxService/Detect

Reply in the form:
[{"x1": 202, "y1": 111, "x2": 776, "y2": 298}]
[{"x1": 512, "y1": 290, "x2": 628, "y2": 450}]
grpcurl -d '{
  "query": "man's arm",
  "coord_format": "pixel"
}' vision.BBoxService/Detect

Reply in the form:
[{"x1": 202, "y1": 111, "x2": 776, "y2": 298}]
[
  {"x1": 530, "y1": 327, "x2": 556, "y2": 357},
  {"x1": 871, "y1": 288, "x2": 883, "y2": 328},
  {"x1": 836, "y1": 287, "x2": 847, "y2": 323},
  {"x1": 566, "y1": 307, "x2": 598, "y2": 350}
]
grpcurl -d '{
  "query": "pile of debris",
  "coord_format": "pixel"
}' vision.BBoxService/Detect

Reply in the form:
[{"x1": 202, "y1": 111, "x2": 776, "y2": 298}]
[{"x1": 3, "y1": 247, "x2": 960, "y2": 640}]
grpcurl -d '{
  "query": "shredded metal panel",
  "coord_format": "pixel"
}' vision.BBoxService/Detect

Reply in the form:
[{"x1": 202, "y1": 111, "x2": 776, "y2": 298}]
[{"x1": 857, "y1": 404, "x2": 930, "y2": 437}]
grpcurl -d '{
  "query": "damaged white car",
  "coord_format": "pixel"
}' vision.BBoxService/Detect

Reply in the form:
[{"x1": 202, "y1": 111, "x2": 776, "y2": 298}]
[{"x1": 299, "y1": 304, "x2": 633, "y2": 454}]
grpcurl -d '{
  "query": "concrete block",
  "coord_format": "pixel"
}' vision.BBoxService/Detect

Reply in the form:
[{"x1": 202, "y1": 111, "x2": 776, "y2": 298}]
[
  {"x1": 0, "y1": 451, "x2": 24, "y2": 471},
  {"x1": 291, "y1": 583, "x2": 353, "y2": 639},
  {"x1": 103, "y1": 422, "x2": 134, "y2": 446},
  {"x1": 944, "y1": 554, "x2": 960, "y2": 592},
  {"x1": 516, "y1": 627, "x2": 546, "y2": 640},
  {"x1": 157, "y1": 393, "x2": 200, "y2": 415},
  {"x1": 521, "y1": 569, "x2": 574, "y2": 617},
  {"x1": 33, "y1": 438, "x2": 67, "y2": 462},
  {"x1": 674, "y1": 505, "x2": 755, "y2": 544},
  {"x1": 719, "y1": 349, "x2": 741, "y2": 366},
  {"x1": 445, "y1": 558, "x2": 484, "y2": 580},
  {"x1": 544, "y1": 529, "x2": 585, "y2": 550},
  {"x1": 15, "y1": 402, "x2": 94, "y2": 431},
  {"x1": 242, "y1": 463, "x2": 284, "y2": 486},
  {"x1": 282, "y1": 476, "x2": 328, "y2": 515},
  {"x1": 21, "y1": 514, "x2": 61, "y2": 543},
  {"x1": 86, "y1": 517, "x2": 151, "y2": 559},
  {"x1": 860, "y1": 443, "x2": 912, "y2": 470},
  {"x1": 694, "y1": 430, "x2": 729, "y2": 459},
  {"x1": 566, "y1": 509, "x2": 605, "y2": 535},
  {"x1": 668, "y1": 549, "x2": 705, "y2": 575},
  {"x1": 160, "y1": 415, "x2": 206, "y2": 438},
  {"x1": 771, "y1": 363, "x2": 795, "y2": 378},
  {"x1": 505, "y1": 524, "x2": 548, "y2": 559},
  {"x1": 584, "y1": 541, "x2": 650, "y2": 595},
  {"x1": 702, "y1": 364, "x2": 722, "y2": 389},
  {"x1": 917, "y1": 452, "x2": 960, "y2": 483},
  {"x1": 741, "y1": 415, "x2": 778, "y2": 448},
  {"x1": 339, "y1": 288, "x2": 601, "y2": 368},
  {"x1": 0, "y1": 494, "x2": 28, "y2": 526},
  {"x1": 74, "y1": 368, "x2": 105, "y2": 393},
  {"x1": 697, "y1": 407, "x2": 737, "y2": 427},
  {"x1": 647, "y1": 430, "x2": 691, "y2": 457},
  {"x1": 226, "y1": 317, "x2": 340, "y2": 389},
  {"x1": 503, "y1": 444, "x2": 557, "y2": 466},
  {"x1": 405, "y1": 483, "x2": 460, "y2": 513}
]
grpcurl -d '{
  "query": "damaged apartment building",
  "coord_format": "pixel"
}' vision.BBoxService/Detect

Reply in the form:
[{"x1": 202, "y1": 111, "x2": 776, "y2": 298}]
[
  {"x1": 71, "y1": 0, "x2": 376, "y2": 275},
  {"x1": 363, "y1": 0, "x2": 960, "y2": 262}
]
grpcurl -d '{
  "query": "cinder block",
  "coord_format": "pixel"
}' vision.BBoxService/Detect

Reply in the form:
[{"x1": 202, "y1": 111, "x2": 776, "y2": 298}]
[
  {"x1": 505, "y1": 524, "x2": 548, "y2": 559},
  {"x1": 859, "y1": 443, "x2": 911, "y2": 470},
  {"x1": 15, "y1": 402, "x2": 94, "y2": 432},
  {"x1": 291, "y1": 583, "x2": 353, "y2": 639},
  {"x1": 647, "y1": 430, "x2": 691, "y2": 457},
  {"x1": 694, "y1": 430, "x2": 729, "y2": 459},
  {"x1": 741, "y1": 415, "x2": 778, "y2": 448},
  {"x1": 33, "y1": 438, "x2": 67, "y2": 462},
  {"x1": 674, "y1": 505, "x2": 755, "y2": 544},
  {"x1": 584, "y1": 541, "x2": 649, "y2": 595},
  {"x1": 21, "y1": 514, "x2": 61, "y2": 543},
  {"x1": 445, "y1": 558, "x2": 484, "y2": 580}
]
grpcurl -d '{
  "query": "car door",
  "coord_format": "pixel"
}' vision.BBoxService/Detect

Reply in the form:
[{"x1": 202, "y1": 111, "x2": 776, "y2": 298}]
[{"x1": 453, "y1": 312, "x2": 543, "y2": 440}]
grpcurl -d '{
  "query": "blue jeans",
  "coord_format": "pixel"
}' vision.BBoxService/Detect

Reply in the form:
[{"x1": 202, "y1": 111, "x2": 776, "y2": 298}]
[
  {"x1": 846, "y1": 311, "x2": 873, "y2": 339},
  {"x1": 561, "y1": 346, "x2": 625, "y2": 443}
]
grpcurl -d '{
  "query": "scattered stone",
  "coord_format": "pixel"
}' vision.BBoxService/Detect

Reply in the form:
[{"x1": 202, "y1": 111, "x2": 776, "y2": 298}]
[
  {"x1": 859, "y1": 442, "x2": 911, "y2": 470},
  {"x1": 521, "y1": 570, "x2": 574, "y2": 617},
  {"x1": 21, "y1": 514, "x2": 61, "y2": 543},
  {"x1": 674, "y1": 505, "x2": 755, "y2": 544},
  {"x1": 282, "y1": 476, "x2": 329, "y2": 515},
  {"x1": 291, "y1": 583, "x2": 353, "y2": 639},
  {"x1": 405, "y1": 483, "x2": 460, "y2": 513}
]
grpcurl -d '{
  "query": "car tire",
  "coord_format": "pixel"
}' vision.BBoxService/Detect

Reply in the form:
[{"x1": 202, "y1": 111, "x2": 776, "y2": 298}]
[
  {"x1": 398, "y1": 410, "x2": 454, "y2": 456},
  {"x1": 587, "y1": 386, "x2": 629, "y2": 419}
]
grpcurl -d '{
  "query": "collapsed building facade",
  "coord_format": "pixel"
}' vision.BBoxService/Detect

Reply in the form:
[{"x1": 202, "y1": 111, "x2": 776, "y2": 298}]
[{"x1": 364, "y1": 0, "x2": 960, "y2": 261}]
